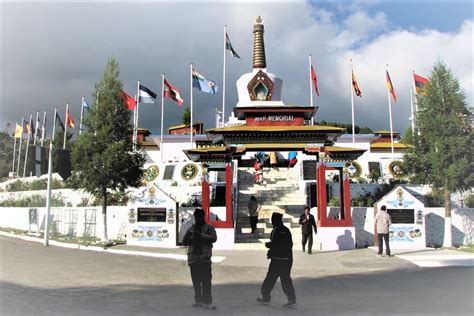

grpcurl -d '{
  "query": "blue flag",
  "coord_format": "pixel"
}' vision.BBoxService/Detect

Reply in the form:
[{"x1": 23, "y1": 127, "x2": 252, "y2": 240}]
[
  {"x1": 192, "y1": 68, "x2": 218, "y2": 94},
  {"x1": 82, "y1": 99, "x2": 90, "y2": 109}
]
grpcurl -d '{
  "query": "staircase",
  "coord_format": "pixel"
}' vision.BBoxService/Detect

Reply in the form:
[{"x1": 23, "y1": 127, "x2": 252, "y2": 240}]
[{"x1": 234, "y1": 167, "x2": 308, "y2": 250}]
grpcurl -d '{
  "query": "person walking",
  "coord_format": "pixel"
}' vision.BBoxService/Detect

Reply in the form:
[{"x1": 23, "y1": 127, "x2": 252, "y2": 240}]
[
  {"x1": 299, "y1": 207, "x2": 317, "y2": 254},
  {"x1": 375, "y1": 205, "x2": 392, "y2": 257},
  {"x1": 257, "y1": 212, "x2": 296, "y2": 308},
  {"x1": 269, "y1": 151, "x2": 278, "y2": 169},
  {"x1": 248, "y1": 195, "x2": 260, "y2": 234},
  {"x1": 254, "y1": 159, "x2": 263, "y2": 185},
  {"x1": 182, "y1": 208, "x2": 218, "y2": 309}
]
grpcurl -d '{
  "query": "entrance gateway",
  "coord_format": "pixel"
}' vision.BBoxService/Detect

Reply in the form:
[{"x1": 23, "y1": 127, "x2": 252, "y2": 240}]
[{"x1": 184, "y1": 16, "x2": 365, "y2": 251}]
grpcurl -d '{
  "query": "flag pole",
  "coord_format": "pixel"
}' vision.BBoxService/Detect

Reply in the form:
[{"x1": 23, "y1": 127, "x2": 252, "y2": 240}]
[
  {"x1": 11, "y1": 123, "x2": 17, "y2": 178},
  {"x1": 221, "y1": 25, "x2": 227, "y2": 128},
  {"x1": 34, "y1": 111, "x2": 39, "y2": 145},
  {"x1": 410, "y1": 87, "x2": 415, "y2": 134},
  {"x1": 44, "y1": 108, "x2": 57, "y2": 247},
  {"x1": 135, "y1": 80, "x2": 141, "y2": 150},
  {"x1": 190, "y1": 63, "x2": 194, "y2": 148},
  {"x1": 63, "y1": 103, "x2": 68, "y2": 150},
  {"x1": 23, "y1": 114, "x2": 33, "y2": 177},
  {"x1": 350, "y1": 59, "x2": 356, "y2": 148},
  {"x1": 40, "y1": 110, "x2": 46, "y2": 146},
  {"x1": 160, "y1": 73, "x2": 165, "y2": 163},
  {"x1": 79, "y1": 96, "x2": 85, "y2": 135},
  {"x1": 387, "y1": 65, "x2": 395, "y2": 157},
  {"x1": 412, "y1": 70, "x2": 420, "y2": 137},
  {"x1": 309, "y1": 54, "x2": 314, "y2": 125},
  {"x1": 16, "y1": 117, "x2": 24, "y2": 178}
]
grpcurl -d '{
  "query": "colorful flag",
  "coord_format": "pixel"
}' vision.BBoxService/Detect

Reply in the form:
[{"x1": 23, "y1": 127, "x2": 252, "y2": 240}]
[
  {"x1": 311, "y1": 65, "x2": 320, "y2": 96},
  {"x1": 352, "y1": 70, "x2": 362, "y2": 97},
  {"x1": 386, "y1": 70, "x2": 397, "y2": 102},
  {"x1": 120, "y1": 91, "x2": 137, "y2": 110},
  {"x1": 14, "y1": 123, "x2": 22, "y2": 138},
  {"x1": 226, "y1": 32, "x2": 241, "y2": 59},
  {"x1": 66, "y1": 111, "x2": 75, "y2": 128},
  {"x1": 41, "y1": 111, "x2": 47, "y2": 143},
  {"x1": 413, "y1": 73, "x2": 429, "y2": 94},
  {"x1": 192, "y1": 68, "x2": 218, "y2": 94},
  {"x1": 82, "y1": 98, "x2": 90, "y2": 109},
  {"x1": 23, "y1": 120, "x2": 31, "y2": 135},
  {"x1": 29, "y1": 116, "x2": 35, "y2": 135},
  {"x1": 56, "y1": 112, "x2": 65, "y2": 132},
  {"x1": 288, "y1": 151, "x2": 298, "y2": 168},
  {"x1": 139, "y1": 84, "x2": 158, "y2": 103},
  {"x1": 164, "y1": 79, "x2": 184, "y2": 106}
]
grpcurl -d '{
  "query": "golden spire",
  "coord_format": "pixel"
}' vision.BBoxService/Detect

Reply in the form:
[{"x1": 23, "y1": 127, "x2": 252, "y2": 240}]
[{"x1": 252, "y1": 15, "x2": 266, "y2": 69}]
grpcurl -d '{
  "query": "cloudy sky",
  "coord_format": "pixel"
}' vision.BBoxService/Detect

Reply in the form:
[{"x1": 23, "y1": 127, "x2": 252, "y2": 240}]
[{"x1": 1, "y1": 0, "x2": 473, "y2": 137}]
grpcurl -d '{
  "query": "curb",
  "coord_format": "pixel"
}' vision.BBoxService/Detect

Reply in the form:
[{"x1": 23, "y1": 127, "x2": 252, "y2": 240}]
[{"x1": 0, "y1": 231, "x2": 226, "y2": 263}]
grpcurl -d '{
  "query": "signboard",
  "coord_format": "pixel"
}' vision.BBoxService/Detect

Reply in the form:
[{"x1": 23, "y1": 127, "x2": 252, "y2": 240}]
[
  {"x1": 137, "y1": 208, "x2": 166, "y2": 222},
  {"x1": 387, "y1": 209, "x2": 415, "y2": 224},
  {"x1": 303, "y1": 160, "x2": 317, "y2": 180},
  {"x1": 127, "y1": 185, "x2": 178, "y2": 248}
]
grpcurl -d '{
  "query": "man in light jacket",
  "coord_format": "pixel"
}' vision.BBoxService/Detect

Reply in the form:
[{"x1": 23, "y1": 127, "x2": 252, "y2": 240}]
[
  {"x1": 375, "y1": 205, "x2": 392, "y2": 257},
  {"x1": 183, "y1": 208, "x2": 218, "y2": 309}
]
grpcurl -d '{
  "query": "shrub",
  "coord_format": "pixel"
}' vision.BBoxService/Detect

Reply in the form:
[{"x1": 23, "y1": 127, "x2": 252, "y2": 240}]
[{"x1": 466, "y1": 194, "x2": 474, "y2": 208}]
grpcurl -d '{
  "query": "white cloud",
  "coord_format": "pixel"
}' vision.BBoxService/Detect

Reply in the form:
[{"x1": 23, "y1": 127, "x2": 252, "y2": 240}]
[{"x1": 1, "y1": 1, "x2": 472, "y2": 136}]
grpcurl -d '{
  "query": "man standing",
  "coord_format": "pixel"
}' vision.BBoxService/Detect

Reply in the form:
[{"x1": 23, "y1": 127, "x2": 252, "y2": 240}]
[
  {"x1": 182, "y1": 208, "x2": 218, "y2": 309},
  {"x1": 299, "y1": 207, "x2": 317, "y2": 254},
  {"x1": 248, "y1": 195, "x2": 260, "y2": 234},
  {"x1": 375, "y1": 205, "x2": 392, "y2": 257},
  {"x1": 257, "y1": 212, "x2": 296, "y2": 308}
]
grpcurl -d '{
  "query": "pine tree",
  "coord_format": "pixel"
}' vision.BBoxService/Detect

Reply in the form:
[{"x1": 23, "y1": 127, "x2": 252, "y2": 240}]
[
  {"x1": 71, "y1": 58, "x2": 145, "y2": 242},
  {"x1": 404, "y1": 61, "x2": 473, "y2": 247},
  {"x1": 182, "y1": 107, "x2": 191, "y2": 125}
]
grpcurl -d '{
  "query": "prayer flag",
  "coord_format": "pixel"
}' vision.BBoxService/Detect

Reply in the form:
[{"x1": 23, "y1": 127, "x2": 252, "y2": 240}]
[
  {"x1": 413, "y1": 73, "x2": 429, "y2": 94},
  {"x1": 352, "y1": 70, "x2": 362, "y2": 97},
  {"x1": 14, "y1": 123, "x2": 22, "y2": 138},
  {"x1": 121, "y1": 91, "x2": 137, "y2": 110},
  {"x1": 192, "y1": 68, "x2": 218, "y2": 94},
  {"x1": 226, "y1": 32, "x2": 241, "y2": 59},
  {"x1": 164, "y1": 79, "x2": 184, "y2": 106},
  {"x1": 139, "y1": 84, "x2": 158, "y2": 103},
  {"x1": 66, "y1": 111, "x2": 75, "y2": 128},
  {"x1": 386, "y1": 70, "x2": 397, "y2": 102},
  {"x1": 311, "y1": 65, "x2": 320, "y2": 96}
]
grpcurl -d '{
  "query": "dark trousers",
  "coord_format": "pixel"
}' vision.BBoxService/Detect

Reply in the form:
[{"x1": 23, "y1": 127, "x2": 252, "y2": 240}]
[
  {"x1": 261, "y1": 259, "x2": 296, "y2": 302},
  {"x1": 190, "y1": 262, "x2": 212, "y2": 304},
  {"x1": 377, "y1": 233, "x2": 391, "y2": 255},
  {"x1": 250, "y1": 216, "x2": 258, "y2": 233},
  {"x1": 302, "y1": 232, "x2": 313, "y2": 253}
]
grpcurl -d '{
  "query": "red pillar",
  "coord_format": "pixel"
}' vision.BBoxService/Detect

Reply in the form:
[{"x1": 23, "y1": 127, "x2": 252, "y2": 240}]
[
  {"x1": 317, "y1": 162, "x2": 328, "y2": 225},
  {"x1": 201, "y1": 177, "x2": 210, "y2": 221},
  {"x1": 225, "y1": 163, "x2": 233, "y2": 223},
  {"x1": 342, "y1": 172, "x2": 353, "y2": 226}
]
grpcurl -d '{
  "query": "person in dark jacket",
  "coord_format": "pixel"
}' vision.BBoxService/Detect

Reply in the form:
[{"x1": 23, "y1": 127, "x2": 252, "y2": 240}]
[
  {"x1": 257, "y1": 212, "x2": 296, "y2": 308},
  {"x1": 299, "y1": 207, "x2": 317, "y2": 254},
  {"x1": 182, "y1": 208, "x2": 218, "y2": 310}
]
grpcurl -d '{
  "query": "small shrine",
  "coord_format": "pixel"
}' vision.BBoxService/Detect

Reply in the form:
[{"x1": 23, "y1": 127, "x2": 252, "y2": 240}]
[{"x1": 375, "y1": 186, "x2": 426, "y2": 249}]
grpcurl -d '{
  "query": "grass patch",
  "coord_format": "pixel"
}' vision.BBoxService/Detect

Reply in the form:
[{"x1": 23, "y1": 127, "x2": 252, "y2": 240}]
[{"x1": 458, "y1": 244, "x2": 474, "y2": 253}]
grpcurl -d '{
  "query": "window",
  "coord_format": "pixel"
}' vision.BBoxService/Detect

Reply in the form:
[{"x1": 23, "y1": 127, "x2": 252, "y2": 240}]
[{"x1": 163, "y1": 165, "x2": 175, "y2": 180}]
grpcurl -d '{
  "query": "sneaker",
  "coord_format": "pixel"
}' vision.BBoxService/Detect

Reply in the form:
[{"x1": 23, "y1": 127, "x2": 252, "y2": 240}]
[
  {"x1": 282, "y1": 301, "x2": 297, "y2": 308},
  {"x1": 257, "y1": 297, "x2": 270, "y2": 305},
  {"x1": 203, "y1": 304, "x2": 217, "y2": 310},
  {"x1": 377, "y1": 254, "x2": 382, "y2": 257},
  {"x1": 192, "y1": 302, "x2": 202, "y2": 308},
  {"x1": 386, "y1": 254, "x2": 394, "y2": 257},
  {"x1": 302, "y1": 248, "x2": 305, "y2": 253},
  {"x1": 308, "y1": 251, "x2": 312, "y2": 255}
]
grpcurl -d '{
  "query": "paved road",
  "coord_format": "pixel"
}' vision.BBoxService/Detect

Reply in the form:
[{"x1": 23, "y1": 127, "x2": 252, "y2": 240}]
[{"x1": 1, "y1": 236, "x2": 473, "y2": 315}]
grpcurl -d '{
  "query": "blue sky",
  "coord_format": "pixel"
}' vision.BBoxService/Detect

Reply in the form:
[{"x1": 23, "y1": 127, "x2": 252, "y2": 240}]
[{"x1": 1, "y1": 0, "x2": 472, "y2": 135}]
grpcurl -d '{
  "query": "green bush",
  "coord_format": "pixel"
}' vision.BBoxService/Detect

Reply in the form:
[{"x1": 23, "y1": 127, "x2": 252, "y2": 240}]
[
  {"x1": 0, "y1": 194, "x2": 69, "y2": 207},
  {"x1": 465, "y1": 194, "x2": 474, "y2": 208},
  {"x1": 328, "y1": 197, "x2": 340, "y2": 206},
  {"x1": 425, "y1": 189, "x2": 444, "y2": 207}
]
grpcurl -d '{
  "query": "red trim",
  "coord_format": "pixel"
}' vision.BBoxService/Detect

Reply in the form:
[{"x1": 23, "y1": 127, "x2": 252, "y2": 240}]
[
  {"x1": 202, "y1": 178, "x2": 210, "y2": 221},
  {"x1": 225, "y1": 163, "x2": 233, "y2": 224},
  {"x1": 343, "y1": 174, "x2": 353, "y2": 226},
  {"x1": 209, "y1": 221, "x2": 234, "y2": 229}
]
